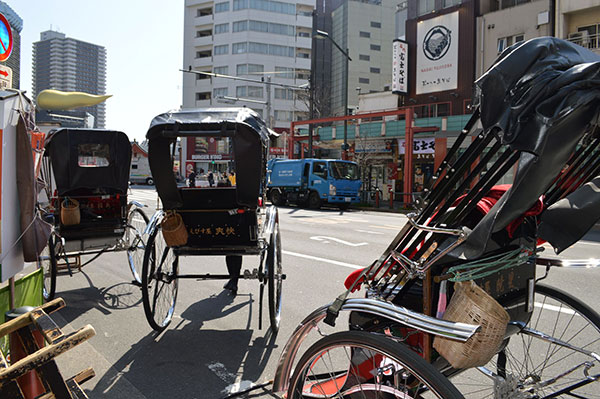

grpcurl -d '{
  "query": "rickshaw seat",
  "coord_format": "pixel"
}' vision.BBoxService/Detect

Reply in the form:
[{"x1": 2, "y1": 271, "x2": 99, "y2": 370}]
[{"x1": 178, "y1": 187, "x2": 238, "y2": 210}]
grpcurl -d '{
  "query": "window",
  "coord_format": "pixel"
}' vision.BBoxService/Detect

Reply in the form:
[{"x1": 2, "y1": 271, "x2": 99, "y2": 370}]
[
  {"x1": 370, "y1": 21, "x2": 381, "y2": 28},
  {"x1": 443, "y1": 0, "x2": 461, "y2": 7},
  {"x1": 78, "y1": 144, "x2": 109, "y2": 167},
  {"x1": 233, "y1": 0, "x2": 247, "y2": 10},
  {"x1": 274, "y1": 110, "x2": 293, "y2": 121},
  {"x1": 213, "y1": 87, "x2": 228, "y2": 97},
  {"x1": 236, "y1": 86, "x2": 246, "y2": 97},
  {"x1": 233, "y1": 20, "x2": 248, "y2": 32},
  {"x1": 370, "y1": 67, "x2": 380, "y2": 73},
  {"x1": 370, "y1": 44, "x2": 381, "y2": 51},
  {"x1": 214, "y1": 23, "x2": 229, "y2": 34},
  {"x1": 359, "y1": 54, "x2": 370, "y2": 61},
  {"x1": 418, "y1": 0, "x2": 435, "y2": 16},
  {"x1": 248, "y1": 20, "x2": 295, "y2": 36},
  {"x1": 196, "y1": 50, "x2": 212, "y2": 58},
  {"x1": 247, "y1": 86, "x2": 263, "y2": 98},
  {"x1": 197, "y1": 7, "x2": 213, "y2": 16},
  {"x1": 359, "y1": 77, "x2": 370, "y2": 84},
  {"x1": 214, "y1": 44, "x2": 229, "y2": 55},
  {"x1": 274, "y1": 88, "x2": 294, "y2": 100},
  {"x1": 236, "y1": 63, "x2": 264, "y2": 75},
  {"x1": 275, "y1": 66, "x2": 294, "y2": 79},
  {"x1": 213, "y1": 66, "x2": 228, "y2": 75},
  {"x1": 196, "y1": 92, "x2": 211, "y2": 101},
  {"x1": 233, "y1": 0, "x2": 295, "y2": 14},
  {"x1": 497, "y1": 34, "x2": 524, "y2": 53},
  {"x1": 215, "y1": 1, "x2": 230, "y2": 12},
  {"x1": 196, "y1": 29, "x2": 212, "y2": 37},
  {"x1": 232, "y1": 42, "x2": 247, "y2": 54},
  {"x1": 359, "y1": 31, "x2": 371, "y2": 38},
  {"x1": 312, "y1": 161, "x2": 328, "y2": 178},
  {"x1": 195, "y1": 71, "x2": 210, "y2": 79},
  {"x1": 298, "y1": 31, "x2": 310, "y2": 37}
]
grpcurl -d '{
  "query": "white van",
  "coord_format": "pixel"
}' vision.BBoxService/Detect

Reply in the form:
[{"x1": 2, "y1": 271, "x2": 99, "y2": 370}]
[{"x1": 130, "y1": 153, "x2": 154, "y2": 185}]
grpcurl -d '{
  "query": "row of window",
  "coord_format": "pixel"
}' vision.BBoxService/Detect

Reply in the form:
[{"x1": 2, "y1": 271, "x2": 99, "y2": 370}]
[
  {"x1": 232, "y1": 20, "x2": 295, "y2": 36},
  {"x1": 232, "y1": 41, "x2": 296, "y2": 57},
  {"x1": 418, "y1": 0, "x2": 461, "y2": 16},
  {"x1": 233, "y1": 0, "x2": 296, "y2": 15},
  {"x1": 209, "y1": 86, "x2": 297, "y2": 100},
  {"x1": 206, "y1": 65, "x2": 303, "y2": 80}
]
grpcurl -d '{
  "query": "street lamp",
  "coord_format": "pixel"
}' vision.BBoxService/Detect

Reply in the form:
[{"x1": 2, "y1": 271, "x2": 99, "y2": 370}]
[{"x1": 315, "y1": 30, "x2": 352, "y2": 160}]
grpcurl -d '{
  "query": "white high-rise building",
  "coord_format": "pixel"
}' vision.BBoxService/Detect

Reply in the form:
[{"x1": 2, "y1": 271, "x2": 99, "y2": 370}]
[{"x1": 183, "y1": 0, "x2": 315, "y2": 131}]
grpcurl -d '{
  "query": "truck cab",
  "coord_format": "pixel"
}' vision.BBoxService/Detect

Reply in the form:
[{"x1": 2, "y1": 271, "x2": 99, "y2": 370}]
[{"x1": 267, "y1": 158, "x2": 361, "y2": 209}]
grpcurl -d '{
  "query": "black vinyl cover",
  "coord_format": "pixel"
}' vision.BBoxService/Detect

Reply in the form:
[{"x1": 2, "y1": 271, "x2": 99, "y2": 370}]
[
  {"x1": 146, "y1": 108, "x2": 270, "y2": 209},
  {"x1": 44, "y1": 128, "x2": 132, "y2": 196},
  {"x1": 458, "y1": 37, "x2": 600, "y2": 257}
]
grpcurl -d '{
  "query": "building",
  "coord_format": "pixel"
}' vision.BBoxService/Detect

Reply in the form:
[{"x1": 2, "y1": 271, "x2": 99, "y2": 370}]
[
  {"x1": 32, "y1": 30, "x2": 107, "y2": 128},
  {"x1": 182, "y1": 0, "x2": 315, "y2": 173},
  {"x1": 0, "y1": 1, "x2": 22, "y2": 89}
]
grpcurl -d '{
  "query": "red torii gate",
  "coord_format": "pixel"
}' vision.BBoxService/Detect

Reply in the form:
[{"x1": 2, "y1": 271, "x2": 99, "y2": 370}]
[{"x1": 289, "y1": 108, "x2": 438, "y2": 204}]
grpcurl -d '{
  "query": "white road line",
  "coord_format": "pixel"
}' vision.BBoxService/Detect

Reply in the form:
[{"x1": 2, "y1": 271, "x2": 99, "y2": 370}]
[
  {"x1": 283, "y1": 250, "x2": 364, "y2": 269},
  {"x1": 535, "y1": 302, "x2": 577, "y2": 315},
  {"x1": 356, "y1": 229, "x2": 385, "y2": 235}
]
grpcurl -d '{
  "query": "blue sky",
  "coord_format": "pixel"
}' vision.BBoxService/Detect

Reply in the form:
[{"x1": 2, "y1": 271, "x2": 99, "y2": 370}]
[{"x1": 10, "y1": 0, "x2": 184, "y2": 142}]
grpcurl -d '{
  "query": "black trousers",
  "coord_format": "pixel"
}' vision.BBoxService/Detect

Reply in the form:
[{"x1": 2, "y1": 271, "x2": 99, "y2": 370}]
[{"x1": 225, "y1": 255, "x2": 242, "y2": 282}]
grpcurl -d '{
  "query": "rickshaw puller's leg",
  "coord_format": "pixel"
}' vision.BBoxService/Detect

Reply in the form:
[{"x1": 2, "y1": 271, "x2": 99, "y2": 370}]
[{"x1": 224, "y1": 255, "x2": 242, "y2": 295}]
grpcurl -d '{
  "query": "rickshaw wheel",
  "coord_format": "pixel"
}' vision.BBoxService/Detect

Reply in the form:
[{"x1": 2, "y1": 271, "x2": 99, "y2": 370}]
[
  {"x1": 287, "y1": 331, "x2": 463, "y2": 399},
  {"x1": 266, "y1": 217, "x2": 283, "y2": 334},
  {"x1": 125, "y1": 207, "x2": 149, "y2": 285},
  {"x1": 141, "y1": 225, "x2": 179, "y2": 332},
  {"x1": 39, "y1": 235, "x2": 57, "y2": 301}
]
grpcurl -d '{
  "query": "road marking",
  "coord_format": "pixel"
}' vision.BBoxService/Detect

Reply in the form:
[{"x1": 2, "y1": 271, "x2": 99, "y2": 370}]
[
  {"x1": 535, "y1": 302, "x2": 577, "y2": 315},
  {"x1": 369, "y1": 224, "x2": 403, "y2": 230},
  {"x1": 356, "y1": 229, "x2": 385, "y2": 235},
  {"x1": 283, "y1": 250, "x2": 364, "y2": 269},
  {"x1": 310, "y1": 236, "x2": 368, "y2": 247}
]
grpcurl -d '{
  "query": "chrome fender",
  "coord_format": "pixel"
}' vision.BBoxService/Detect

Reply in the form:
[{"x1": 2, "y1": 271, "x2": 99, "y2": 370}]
[
  {"x1": 272, "y1": 297, "x2": 479, "y2": 393},
  {"x1": 264, "y1": 205, "x2": 278, "y2": 238},
  {"x1": 146, "y1": 209, "x2": 165, "y2": 237}
]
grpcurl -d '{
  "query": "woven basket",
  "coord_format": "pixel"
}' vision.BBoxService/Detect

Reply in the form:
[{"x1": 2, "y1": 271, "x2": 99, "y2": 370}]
[
  {"x1": 60, "y1": 198, "x2": 80, "y2": 226},
  {"x1": 161, "y1": 211, "x2": 188, "y2": 247},
  {"x1": 433, "y1": 280, "x2": 509, "y2": 369}
]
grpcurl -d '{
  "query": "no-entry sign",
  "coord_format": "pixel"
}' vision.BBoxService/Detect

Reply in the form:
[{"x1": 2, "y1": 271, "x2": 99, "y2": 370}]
[{"x1": 0, "y1": 13, "x2": 13, "y2": 62}]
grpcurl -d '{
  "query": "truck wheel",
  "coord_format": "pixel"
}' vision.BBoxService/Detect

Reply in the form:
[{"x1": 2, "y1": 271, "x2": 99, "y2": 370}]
[
  {"x1": 269, "y1": 190, "x2": 284, "y2": 206},
  {"x1": 308, "y1": 191, "x2": 321, "y2": 209},
  {"x1": 146, "y1": 177, "x2": 154, "y2": 185}
]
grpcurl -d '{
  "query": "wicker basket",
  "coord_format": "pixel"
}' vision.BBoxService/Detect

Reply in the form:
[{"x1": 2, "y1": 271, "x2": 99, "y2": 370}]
[
  {"x1": 161, "y1": 211, "x2": 188, "y2": 247},
  {"x1": 60, "y1": 198, "x2": 80, "y2": 226},
  {"x1": 433, "y1": 280, "x2": 509, "y2": 369}
]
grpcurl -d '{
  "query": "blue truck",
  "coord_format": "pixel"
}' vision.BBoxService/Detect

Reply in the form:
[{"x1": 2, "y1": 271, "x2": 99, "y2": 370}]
[{"x1": 267, "y1": 158, "x2": 362, "y2": 209}]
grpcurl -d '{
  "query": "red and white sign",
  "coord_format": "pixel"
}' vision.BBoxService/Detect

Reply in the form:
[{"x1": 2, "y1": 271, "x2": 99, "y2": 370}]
[{"x1": 269, "y1": 147, "x2": 285, "y2": 155}]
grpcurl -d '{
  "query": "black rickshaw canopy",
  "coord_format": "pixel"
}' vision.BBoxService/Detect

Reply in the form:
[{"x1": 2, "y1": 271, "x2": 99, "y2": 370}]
[
  {"x1": 44, "y1": 128, "x2": 132, "y2": 196},
  {"x1": 146, "y1": 107, "x2": 272, "y2": 210}
]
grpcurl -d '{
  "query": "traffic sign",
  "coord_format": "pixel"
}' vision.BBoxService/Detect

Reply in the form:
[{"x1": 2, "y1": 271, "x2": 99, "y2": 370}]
[
  {"x1": 0, "y1": 13, "x2": 12, "y2": 62},
  {"x1": 0, "y1": 65, "x2": 12, "y2": 89}
]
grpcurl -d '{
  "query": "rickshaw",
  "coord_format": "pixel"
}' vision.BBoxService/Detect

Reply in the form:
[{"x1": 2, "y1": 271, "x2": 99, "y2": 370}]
[
  {"x1": 39, "y1": 128, "x2": 149, "y2": 300},
  {"x1": 141, "y1": 108, "x2": 283, "y2": 333},
  {"x1": 273, "y1": 37, "x2": 600, "y2": 398}
]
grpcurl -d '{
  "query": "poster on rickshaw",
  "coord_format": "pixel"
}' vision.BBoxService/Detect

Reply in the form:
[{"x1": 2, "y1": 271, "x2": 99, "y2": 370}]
[{"x1": 0, "y1": 92, "x2": 25, "y2": 281}]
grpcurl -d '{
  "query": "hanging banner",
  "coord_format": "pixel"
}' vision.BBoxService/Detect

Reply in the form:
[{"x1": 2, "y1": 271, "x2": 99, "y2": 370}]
[
  {"x1": 398, "y1": 137, "x2": 435, "y2": 154},
  {"x1": 416, "y1": 11, "x2": 459, "y2": 95},
  {"x1": 392, "y1": 39, "x2": 408, "y2": 95}
]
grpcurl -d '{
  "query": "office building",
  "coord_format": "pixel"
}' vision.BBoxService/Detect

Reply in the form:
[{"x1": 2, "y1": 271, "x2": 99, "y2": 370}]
[
  {"x1": 182, "y1": 0, "x2": 315, "y2": 131},
  {"x1": 0, "y1": 1, "x2": 22, "y2": 89},
  {"x1": 32, "y1": 30, "x2": 107, "y2": 128}
]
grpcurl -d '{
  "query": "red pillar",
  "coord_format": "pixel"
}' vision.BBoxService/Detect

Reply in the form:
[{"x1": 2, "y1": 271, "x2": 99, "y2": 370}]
[{"x1": 403, "y1": 108, "x2": 414, "y2": 205}]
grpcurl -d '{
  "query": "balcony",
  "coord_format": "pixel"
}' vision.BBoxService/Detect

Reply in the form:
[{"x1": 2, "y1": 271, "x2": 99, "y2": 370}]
[{"x1": 566, "y1": 31, "x2": 600, "y2": 54}]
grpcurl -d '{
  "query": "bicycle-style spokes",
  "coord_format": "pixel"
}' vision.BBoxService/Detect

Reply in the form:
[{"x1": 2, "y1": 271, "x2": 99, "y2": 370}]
[{"x1": 449, "y1": 284, "x2": 600, "y2": 398}]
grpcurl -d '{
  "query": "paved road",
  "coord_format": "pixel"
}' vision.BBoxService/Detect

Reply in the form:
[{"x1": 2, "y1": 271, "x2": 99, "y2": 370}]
[{"x1": 50, "y1": 187, "x2": 600, "y2": 398}]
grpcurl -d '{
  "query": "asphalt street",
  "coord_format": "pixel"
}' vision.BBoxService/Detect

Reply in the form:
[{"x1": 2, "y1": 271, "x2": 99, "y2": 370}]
[{"x1": 48, "y1": 186, "x2": 600, "y2": 398}]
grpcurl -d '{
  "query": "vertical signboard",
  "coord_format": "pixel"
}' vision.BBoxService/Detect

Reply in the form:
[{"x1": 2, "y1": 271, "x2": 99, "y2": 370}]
[
  {"x1": 416, "y1": 11, "x2": 459, "y2": 95},
  {"x1": 392, "y1": 39, "x2": 408, "y2": 95}
]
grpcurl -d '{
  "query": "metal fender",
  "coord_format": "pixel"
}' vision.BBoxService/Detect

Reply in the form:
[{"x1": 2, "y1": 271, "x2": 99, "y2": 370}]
[
  {"x1": 264, "y1": 205, "x2": 279, "y2": 237},
  {"x1": 272, "y1": 297, "x2": 479, "y2": 393},
  {"x1": 145, "y1": 210, "x2": 165, "y2": 237}
]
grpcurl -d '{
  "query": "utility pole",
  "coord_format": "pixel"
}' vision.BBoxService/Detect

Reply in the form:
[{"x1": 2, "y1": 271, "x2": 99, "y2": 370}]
[{"x1": 265, "y1": 75, "x2": 272, "y2": 128}]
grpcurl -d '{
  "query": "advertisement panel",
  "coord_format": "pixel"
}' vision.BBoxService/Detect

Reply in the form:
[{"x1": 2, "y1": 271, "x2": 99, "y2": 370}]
[
  {"x1": 392, "y1": 39, "x2": 408, "y2": 95},
  {"x1": 398, "y1": 137, "x2": 435, "y2": 154},
  {"x1": 416, "y1": 11, "x2": 459, "y2": 95}
]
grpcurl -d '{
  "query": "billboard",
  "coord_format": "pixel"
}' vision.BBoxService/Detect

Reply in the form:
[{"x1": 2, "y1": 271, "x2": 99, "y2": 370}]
[
  {"x1": 416, "y1": 11, "x2": 459, "y2": 95},
  {"x1": 392, "y1": 39, "x2": 408, "y2": 95}
]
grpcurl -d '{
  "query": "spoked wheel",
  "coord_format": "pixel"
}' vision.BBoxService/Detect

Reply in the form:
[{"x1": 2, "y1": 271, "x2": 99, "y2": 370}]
[
  {"x1": 266, "y1": 216, "x2": 283, "y2": 334},
  {"x1": 124, "y1": 207, "x2": 149, "y2": 285},
  {"x1": 450, "y1": 283, "x2": 600, "y2": 398},
  {"x1": 141, "y1": 225, "x2": 179, "y2": 332},
  {"x1": 288, "y1": 330, "x2": 463, "y2": 399},
  {"x1": 38, "y1": 235, "x2": 57, "y2": 301}
]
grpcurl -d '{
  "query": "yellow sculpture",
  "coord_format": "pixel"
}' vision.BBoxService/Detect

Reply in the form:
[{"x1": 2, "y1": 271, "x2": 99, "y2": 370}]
[{"x1": 36, "y1": 89, "x2": 112, "y2": 110}]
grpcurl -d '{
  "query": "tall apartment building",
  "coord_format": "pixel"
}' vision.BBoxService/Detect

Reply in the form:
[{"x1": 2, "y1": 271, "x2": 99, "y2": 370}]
[
  {"x1": 182, "y1": 0, "x2": 315, "y2": 131},
  {"x1": 32, "y1": 30, "x2": 107, "y2": 128},
  {"x1": 0, "y1": 1, "x2": 22, "y2": 89},
  {"x1": 330, "y1": 0, "x2": 396, "y2": 116}
]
